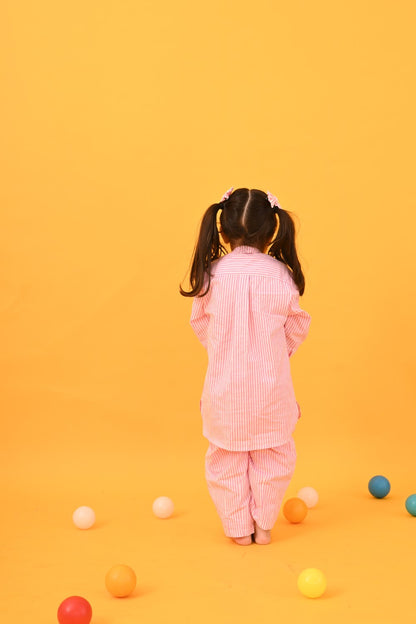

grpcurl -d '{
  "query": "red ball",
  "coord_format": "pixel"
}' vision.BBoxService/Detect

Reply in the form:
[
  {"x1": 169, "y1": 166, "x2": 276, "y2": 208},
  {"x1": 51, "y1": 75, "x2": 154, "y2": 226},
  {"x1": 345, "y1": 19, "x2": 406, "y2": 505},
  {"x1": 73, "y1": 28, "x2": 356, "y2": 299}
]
[{"x1": 57, "y1": 596, "x2": 92, "y2": 624}]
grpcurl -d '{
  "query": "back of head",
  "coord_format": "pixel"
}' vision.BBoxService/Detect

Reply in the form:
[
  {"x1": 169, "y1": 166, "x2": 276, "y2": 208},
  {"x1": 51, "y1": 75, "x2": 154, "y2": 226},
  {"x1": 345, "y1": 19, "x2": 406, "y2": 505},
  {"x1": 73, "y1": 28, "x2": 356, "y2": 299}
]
[
  {"x1": 180, "y1": 187, "x2": 305, "y2": 297},
  {"x1": 220, "y1": 188, "x2": 275, "y2": 249}
]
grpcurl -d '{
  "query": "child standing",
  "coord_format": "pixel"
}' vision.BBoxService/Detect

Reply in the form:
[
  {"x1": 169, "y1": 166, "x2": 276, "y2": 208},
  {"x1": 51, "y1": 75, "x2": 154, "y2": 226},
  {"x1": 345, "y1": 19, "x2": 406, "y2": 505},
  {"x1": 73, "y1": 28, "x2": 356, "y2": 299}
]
[{"x1": 180, "y1": 187, "x2": 311, "y2": 546}]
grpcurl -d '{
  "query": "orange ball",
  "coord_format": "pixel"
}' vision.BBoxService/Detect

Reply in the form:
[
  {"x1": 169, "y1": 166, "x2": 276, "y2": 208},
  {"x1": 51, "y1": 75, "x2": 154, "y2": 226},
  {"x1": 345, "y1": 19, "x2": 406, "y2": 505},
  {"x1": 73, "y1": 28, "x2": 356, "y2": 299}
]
[
  {"x1": 283, "y1": 497, "x2": 308, "y2": 523},
  {"x1": 105, "y1": 564, "x2": 136, "y2": 598}
]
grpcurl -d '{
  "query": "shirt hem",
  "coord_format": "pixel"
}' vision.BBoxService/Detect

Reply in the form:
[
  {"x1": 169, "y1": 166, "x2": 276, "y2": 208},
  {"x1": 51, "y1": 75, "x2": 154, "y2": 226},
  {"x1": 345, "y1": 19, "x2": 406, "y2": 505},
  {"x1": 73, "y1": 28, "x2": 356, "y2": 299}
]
[{"x1": 203, "y1": 431, "x2": 296, "y2": 452}]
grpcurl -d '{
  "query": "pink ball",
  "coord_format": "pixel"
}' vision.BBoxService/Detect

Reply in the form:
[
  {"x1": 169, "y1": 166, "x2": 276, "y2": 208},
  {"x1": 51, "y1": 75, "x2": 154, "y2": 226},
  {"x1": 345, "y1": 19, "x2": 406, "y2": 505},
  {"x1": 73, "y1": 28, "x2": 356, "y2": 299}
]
[
  {"x1": 72, "y1": 506, "x2": 95, "y2": 529},
  {"x1": 297, "y1": 486, "x2": 319, "y2": 508},
  {"x1": 152, "y1": 496, "x2": 174, "y2": 518}
]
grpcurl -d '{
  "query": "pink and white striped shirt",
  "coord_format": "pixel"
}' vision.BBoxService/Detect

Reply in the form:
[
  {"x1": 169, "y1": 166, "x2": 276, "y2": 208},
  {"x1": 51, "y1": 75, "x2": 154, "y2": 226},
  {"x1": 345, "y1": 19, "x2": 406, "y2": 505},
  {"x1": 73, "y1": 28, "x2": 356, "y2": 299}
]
[{"x1": 190, "y1": 245, "x2": 311, "y2": 451}]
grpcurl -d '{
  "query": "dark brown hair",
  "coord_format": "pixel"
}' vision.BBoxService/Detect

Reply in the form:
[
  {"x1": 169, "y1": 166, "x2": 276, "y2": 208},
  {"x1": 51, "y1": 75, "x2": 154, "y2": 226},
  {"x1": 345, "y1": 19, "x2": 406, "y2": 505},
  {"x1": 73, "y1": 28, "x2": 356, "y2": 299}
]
[{"x1": 180, "y1": 188, "x2": 306, "y2": 297}]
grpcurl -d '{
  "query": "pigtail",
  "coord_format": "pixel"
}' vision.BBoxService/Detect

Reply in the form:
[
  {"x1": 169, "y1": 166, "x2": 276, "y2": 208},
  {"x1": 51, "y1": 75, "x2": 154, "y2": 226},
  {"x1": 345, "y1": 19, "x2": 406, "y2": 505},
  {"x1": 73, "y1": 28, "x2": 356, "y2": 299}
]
[
  {"x1": 180, "y1": 202, "x2": 227, "y2": 297},
  {"x1": 269, "y1": 208, "x2": 305, "y2": 296}
]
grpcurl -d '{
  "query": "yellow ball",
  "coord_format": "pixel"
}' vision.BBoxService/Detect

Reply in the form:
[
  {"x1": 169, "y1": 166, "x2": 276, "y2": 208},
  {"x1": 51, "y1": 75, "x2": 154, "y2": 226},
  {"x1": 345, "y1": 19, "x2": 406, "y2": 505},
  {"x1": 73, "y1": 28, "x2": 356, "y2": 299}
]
[
  {"x1": 105, "y1": 564, "x2": 136, "y2": 598},
  {"x1": 297, "y1": 568, "x2": 327, "y2": 598}
]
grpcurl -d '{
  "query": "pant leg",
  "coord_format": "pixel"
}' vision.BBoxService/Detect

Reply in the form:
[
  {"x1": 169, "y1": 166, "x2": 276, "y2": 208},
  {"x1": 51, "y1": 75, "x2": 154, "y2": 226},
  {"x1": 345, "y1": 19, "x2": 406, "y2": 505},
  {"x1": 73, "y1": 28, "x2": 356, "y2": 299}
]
[
  {"x1": 248, "y1": 437, "x2": 297, "y2": 530},
  {"x1": 205, "y1": 443, "x2": 254, "y2": 538}
]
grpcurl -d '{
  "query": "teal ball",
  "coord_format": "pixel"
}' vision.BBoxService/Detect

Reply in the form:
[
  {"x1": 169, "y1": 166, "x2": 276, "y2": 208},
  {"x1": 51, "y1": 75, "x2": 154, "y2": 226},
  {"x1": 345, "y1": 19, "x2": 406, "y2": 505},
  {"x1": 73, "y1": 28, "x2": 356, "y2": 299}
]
[
  {"x1": 368, "y1": 475, "x2": 391, "y2": 499},
  {"x1": 405, "y1": 494, "x2": 416, "y2": 516}
]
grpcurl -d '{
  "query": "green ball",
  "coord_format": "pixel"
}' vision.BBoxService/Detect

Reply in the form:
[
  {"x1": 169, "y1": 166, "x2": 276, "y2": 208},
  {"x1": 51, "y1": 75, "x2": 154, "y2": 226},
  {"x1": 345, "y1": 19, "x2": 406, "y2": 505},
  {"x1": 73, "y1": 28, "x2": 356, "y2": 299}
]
[{"x1": 405, "y1": 494, "x2": 416, "y2": 516}]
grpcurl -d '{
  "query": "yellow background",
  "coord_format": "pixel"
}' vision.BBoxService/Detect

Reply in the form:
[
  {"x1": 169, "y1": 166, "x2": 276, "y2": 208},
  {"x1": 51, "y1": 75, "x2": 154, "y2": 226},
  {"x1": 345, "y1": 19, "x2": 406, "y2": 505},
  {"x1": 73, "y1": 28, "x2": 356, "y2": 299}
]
[{"x1": 1, "y1": 1, "x2": 415, "y2": 622}]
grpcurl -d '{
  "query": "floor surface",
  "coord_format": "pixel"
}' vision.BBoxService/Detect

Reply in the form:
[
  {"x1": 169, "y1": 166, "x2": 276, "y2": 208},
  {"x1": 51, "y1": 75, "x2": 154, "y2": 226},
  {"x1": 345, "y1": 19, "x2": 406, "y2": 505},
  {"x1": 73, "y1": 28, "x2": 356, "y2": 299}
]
[{"x1": 2, "y1": 387, "x2": 414, "y2": 623}]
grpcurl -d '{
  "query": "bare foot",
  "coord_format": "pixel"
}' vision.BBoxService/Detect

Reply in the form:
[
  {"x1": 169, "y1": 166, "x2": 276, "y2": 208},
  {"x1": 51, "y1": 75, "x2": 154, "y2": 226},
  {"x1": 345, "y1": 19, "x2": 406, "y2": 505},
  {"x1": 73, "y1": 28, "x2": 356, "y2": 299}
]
[
  {"x1": 254, "y1": 523, "x2": 271, "y2": 545},
  {"x1": 232, "y1": 535, "x2": 253, "y2": 546}
]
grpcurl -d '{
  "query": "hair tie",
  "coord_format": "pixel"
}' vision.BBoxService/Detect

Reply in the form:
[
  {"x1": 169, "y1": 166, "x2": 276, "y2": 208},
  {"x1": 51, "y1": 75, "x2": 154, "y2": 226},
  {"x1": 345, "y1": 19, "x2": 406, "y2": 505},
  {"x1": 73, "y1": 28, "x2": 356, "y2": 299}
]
[
  {"x1": 220, "y1": 187, "x2": 234, "y2": 202},
  {"x1": 266, "y1": 190, "x2": 281, "y2": 210}
]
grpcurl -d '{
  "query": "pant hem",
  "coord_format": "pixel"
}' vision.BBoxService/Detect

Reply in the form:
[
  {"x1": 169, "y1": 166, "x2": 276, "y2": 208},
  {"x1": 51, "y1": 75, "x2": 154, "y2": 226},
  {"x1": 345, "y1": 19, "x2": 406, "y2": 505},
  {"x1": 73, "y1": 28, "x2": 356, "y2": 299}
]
[{"x1": 224, "y1": 526, "x2": 255, "y2": 538}]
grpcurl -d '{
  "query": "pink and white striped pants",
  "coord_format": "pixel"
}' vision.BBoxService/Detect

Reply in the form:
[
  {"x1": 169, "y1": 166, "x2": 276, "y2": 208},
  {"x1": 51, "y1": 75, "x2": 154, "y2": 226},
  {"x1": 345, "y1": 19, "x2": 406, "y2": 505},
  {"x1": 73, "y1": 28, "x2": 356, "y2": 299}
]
[{"x1": 205, "y1": 438, "x2": 296, "y2": 538}]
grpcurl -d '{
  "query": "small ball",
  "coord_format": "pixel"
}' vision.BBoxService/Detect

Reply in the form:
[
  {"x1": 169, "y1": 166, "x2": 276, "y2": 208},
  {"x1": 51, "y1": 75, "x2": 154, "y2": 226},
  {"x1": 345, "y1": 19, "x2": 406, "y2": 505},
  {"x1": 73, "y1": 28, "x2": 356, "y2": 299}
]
[
  {"x1": 297, "y1": 486, "x2": 319, "y2": 508},
  {"x1": 152, "y1": 496, "x2": 174, "y2": 519},
  {"x1": 405, "y1": 494, "x2": 416, "y2": 516},
  {"x1": 105, "y1": 564, "x2": 137, "y2": 598},
  {"x1": 57, "y1": 596, "x2": 92, "y2": 624},
  {"x1": 283, "y1": 497, "x2": 308, "y2": 523},
  {"x1": 297, "y1": 568, "x2": 327, "y2": 598},
  {"x1": 368, "y1": 475, "x2": 391, "y2": 499},
  {"x1": 72, "y1": 506, "x2": 96, "y2": 529}
]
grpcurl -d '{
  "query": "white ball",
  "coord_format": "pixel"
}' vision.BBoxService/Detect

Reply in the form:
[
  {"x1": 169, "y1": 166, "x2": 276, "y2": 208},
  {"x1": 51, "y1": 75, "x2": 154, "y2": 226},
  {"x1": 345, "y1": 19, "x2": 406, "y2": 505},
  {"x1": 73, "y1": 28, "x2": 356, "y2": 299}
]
[
  {"x1": 72, "y1": 506, "x2": 96, "y2": 529},
  {"x1": 152, "y1": 496, "x2": 174, "y2": 519},
  {"x1": 297, "y1": 487, "x2": 319, "y2": 509}
]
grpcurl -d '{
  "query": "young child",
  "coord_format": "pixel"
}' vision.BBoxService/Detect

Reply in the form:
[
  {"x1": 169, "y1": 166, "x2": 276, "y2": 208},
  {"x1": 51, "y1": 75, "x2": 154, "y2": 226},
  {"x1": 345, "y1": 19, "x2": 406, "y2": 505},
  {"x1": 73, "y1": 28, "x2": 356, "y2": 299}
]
[{"x1": 180, "y1": 187, "x2": 311, "y2": 546}]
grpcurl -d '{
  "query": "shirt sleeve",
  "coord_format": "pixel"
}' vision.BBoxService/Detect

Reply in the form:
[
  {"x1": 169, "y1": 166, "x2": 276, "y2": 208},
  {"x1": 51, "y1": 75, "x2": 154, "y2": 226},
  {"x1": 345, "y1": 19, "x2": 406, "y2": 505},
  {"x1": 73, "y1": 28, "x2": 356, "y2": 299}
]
[
  {"x1": 284, "y1": 289, "x2": 311, "y2": 358},
  {"x1": 190, "y1": 293, "x2": 210, "y2": 349}
]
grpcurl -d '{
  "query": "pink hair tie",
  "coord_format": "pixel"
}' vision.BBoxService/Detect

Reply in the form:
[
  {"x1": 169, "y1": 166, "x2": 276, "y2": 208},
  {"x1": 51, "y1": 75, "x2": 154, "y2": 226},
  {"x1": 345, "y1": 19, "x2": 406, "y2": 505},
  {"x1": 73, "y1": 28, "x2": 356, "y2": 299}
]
[
  {"x1": 220, "y1": 187, "x2": 234, "y2": 202},
  {"x1": 266, "y1": 190, "x2": 281, "y2": 210}
]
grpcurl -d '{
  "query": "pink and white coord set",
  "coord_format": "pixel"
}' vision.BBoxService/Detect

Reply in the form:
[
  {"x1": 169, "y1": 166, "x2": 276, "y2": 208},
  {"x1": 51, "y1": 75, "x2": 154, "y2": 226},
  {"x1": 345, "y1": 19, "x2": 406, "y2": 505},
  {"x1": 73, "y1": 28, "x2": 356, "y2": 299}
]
[{"x1": 190, "y1": 245, "x2": 311, "y2": 537}]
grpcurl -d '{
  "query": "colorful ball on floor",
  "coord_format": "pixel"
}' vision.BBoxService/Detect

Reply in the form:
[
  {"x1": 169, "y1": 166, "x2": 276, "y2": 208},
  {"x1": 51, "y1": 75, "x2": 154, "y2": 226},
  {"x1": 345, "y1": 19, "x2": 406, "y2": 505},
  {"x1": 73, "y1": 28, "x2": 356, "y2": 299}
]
[
  {"x1": 57, "y1": 596, "x2": 92, "y2": 624},
  {"x1": 297, "y1": 568, "x2": 327, "y2": 598},
  {"x1": 283, "y1": 497, "x2": 308, "y2": 523},
  {"x1": 368, "y1": 475, "x2": 391, "y2": 499},
  {"x1": 405, "y1": 494, "x2": 416, "y2": 516},
  {"x1": 152, "y1": 496, "x2": 174, "y2": 519},
  {"x1": 297, "y1": 486, "x2": 319, "y2": 508},
  {"x1": 105, "y1": 564, "x2": 137, "y2": 598},
  {"x1": 72, "y1": 506, "x2": 96, "y2": 529}
]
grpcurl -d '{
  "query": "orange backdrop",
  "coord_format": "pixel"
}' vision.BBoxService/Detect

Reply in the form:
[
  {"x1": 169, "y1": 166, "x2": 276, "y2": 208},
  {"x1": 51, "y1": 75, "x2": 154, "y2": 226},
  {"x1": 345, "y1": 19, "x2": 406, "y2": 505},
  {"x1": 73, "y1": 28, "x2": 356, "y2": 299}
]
[{"x1": 1, "y1": 1, "x2": 416, "y2": 622}]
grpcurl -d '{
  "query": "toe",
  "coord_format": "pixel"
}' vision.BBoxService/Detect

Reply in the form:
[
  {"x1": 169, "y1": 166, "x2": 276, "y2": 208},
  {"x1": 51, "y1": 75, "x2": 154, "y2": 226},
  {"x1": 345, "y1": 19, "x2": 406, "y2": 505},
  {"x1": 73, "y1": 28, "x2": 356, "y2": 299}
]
[{"x1": 232, "y1": 536, "x2": 252, "y2": 546}]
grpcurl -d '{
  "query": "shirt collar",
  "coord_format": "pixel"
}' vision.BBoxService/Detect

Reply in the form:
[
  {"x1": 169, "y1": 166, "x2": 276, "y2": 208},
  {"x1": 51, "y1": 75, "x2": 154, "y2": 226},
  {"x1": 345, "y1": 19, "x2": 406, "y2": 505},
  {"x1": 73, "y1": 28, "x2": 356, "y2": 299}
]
[{"x1": 231, "y1": 245, "x2": 262, "y2": 255}]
